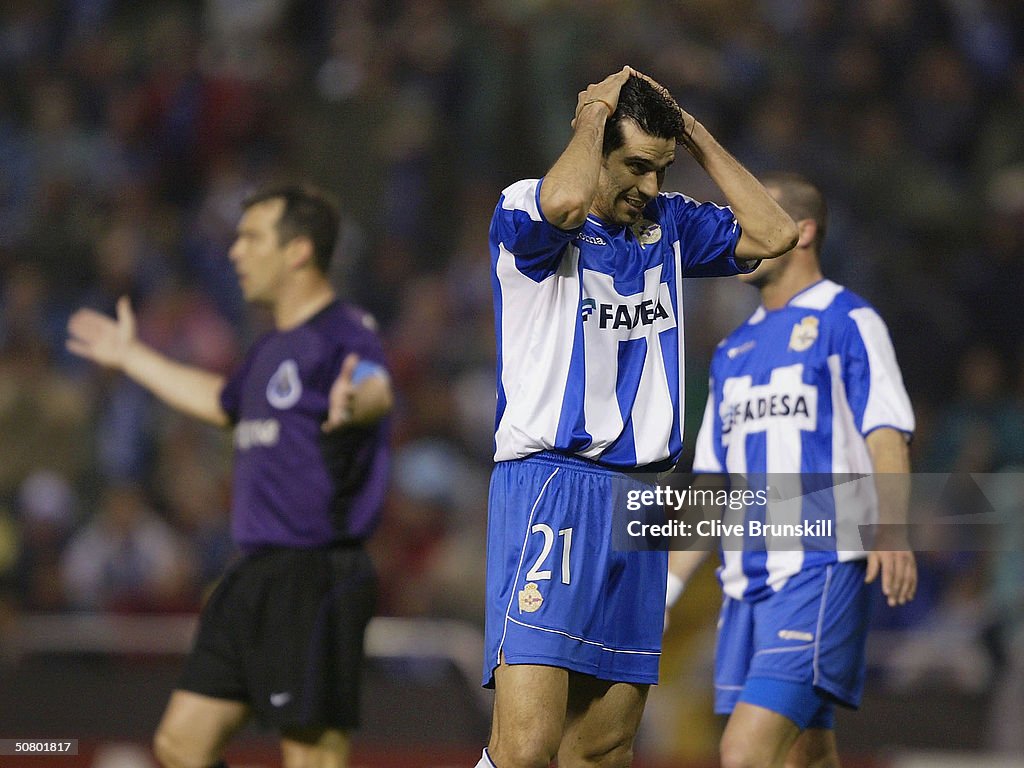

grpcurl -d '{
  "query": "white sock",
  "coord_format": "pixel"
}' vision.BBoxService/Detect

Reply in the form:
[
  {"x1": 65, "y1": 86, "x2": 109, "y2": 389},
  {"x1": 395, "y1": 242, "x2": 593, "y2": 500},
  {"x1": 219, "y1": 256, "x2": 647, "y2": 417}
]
[{"x1": 474, "y1": 747, "x2": 497, "y2": 767}]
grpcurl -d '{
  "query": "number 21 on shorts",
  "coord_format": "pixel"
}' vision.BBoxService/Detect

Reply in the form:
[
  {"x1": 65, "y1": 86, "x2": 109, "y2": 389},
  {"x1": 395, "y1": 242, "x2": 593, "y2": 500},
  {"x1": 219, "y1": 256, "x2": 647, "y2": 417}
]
[{"x1": 525, "y1": 523, "x2": 573, "y2": 584}]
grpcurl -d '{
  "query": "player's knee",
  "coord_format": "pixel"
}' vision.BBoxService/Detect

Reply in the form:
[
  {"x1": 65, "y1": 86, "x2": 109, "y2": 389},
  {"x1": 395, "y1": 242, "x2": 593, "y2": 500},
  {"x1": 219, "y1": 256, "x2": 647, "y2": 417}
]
[
  {"x1": 153, "y1": 726, "x2": 218, "y2": 768},
  {"x1": 280, "y1": 743, "x2": 346, "y2": 768},
  {"x1": 720, "y1": 735, "x2": 777, "y2": 768},
  {"x1": 488, "y1": 732, "x2": 559, "y2": 768},
  {"x1": 785, "y1": 750, "x2": 840, "y2": 768},
  {"x1": 152, "y1": 728, "x2": 181, "y2": 768},
  {"x1": 560, "y1": 728, "x2": 636, "y2": 768},
  {"x1": 565, "y1": 742, "x2": 635, "y2": 768},
  {"x1": 785, "y1": 732, "x2": 840, "y2": 768}
]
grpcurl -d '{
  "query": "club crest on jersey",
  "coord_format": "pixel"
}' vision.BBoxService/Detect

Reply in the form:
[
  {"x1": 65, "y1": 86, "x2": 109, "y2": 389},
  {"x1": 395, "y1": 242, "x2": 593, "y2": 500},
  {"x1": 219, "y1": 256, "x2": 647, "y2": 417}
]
[
  {"x1": 267, "y1": 360, "x2": 302, "y2": 409},
  {"x1": 788, "y1": 316, "x2": 819, "y2": 352},
  {"x1": 518, "y1": 582, "x2": 543, "y2": 613},
  {"x1": 631, "y1": 218, "x2": 662, "y2": 247}
]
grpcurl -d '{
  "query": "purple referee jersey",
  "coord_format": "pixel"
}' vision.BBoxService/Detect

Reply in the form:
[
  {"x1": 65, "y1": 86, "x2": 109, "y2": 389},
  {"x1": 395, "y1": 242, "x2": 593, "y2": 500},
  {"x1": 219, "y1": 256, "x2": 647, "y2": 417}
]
[{"x1": 220, "y1": 301, "x2": 390, "y2": 551}]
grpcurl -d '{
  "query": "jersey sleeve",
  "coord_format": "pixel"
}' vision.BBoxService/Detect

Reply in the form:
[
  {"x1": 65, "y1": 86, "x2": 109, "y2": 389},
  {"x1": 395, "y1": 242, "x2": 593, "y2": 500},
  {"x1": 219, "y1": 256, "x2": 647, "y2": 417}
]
[
  {"x1": 692, "y1": 374, "x2": 725, "y2": 473},
  {"x1": 660, "y1": 193, "x2": 748, "y2": 277},
  {"x1": 490, "y1": 178, "x2": 581, "y2": 282},
  {"x1": 329, "y1": 311, "x2": 389, "y2": 382},
  {"x1": 839, "y1": 307, "x2": 915, "y2": 438}
]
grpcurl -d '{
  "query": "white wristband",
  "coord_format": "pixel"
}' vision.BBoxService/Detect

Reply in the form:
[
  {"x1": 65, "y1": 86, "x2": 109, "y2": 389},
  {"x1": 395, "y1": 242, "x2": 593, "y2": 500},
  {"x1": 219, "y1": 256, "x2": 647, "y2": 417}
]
[{"x1": 666, "y1": 571, "x2": 686, "y2": 609}]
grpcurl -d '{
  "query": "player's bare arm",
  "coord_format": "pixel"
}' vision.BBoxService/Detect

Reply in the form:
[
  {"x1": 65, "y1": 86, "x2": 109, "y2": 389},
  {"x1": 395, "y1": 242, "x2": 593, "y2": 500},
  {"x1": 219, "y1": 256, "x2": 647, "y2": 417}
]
[
  {"x1": 687, "y1": 125, "x2": 798, "y2": 262},
  {"x1": 864, "y1": 427, "x2": 917, "y2": 607},
  {"x1": 666, "y1": 471, "x2": 726, "y2": 614},
  {"x1": 633, "y1": 70, "x2": 798, "y2": 262},
  {"x1": 322, "y1": 353, "x2": 394, "y2": 433},
  {"x1": 666, "y1": 549, "x2": 709, "y2": 620},
  {"x1": 66, "y1": 295, "x2": 229, "y2": 427},
  {"x1": 539, "y1": 66, "x2": 633, "y2": 230}
]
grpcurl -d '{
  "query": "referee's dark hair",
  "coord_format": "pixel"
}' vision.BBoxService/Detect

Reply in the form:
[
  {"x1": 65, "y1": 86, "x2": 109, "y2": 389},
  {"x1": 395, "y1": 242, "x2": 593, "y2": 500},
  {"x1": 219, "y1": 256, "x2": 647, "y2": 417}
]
[
  {"x1": 760, "y1": 172, "x2": 829, "y2": 253},
  {"x1": 243, "y1": 184, "x2": 341, "y2": 274},
  {"x1": 602, "y1": 74, "x2": 685, "y2": 156}
]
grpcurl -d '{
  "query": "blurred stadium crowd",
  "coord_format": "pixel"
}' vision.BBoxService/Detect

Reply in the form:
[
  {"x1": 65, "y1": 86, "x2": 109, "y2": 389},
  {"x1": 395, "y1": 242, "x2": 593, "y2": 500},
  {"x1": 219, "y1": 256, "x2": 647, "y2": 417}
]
[{"x1": 0, "y1": 0, "x2": 1023, "y2": 747}]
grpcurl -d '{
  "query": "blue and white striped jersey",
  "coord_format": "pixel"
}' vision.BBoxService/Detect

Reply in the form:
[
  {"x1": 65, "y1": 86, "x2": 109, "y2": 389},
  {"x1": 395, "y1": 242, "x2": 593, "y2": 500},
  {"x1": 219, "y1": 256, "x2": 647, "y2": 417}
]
[
  {"x1": 693, "y1": 279, "x2": 914, "y2": 600},
  {"x1": 490, "y1": 177, "x2": 747, "y2": 470}
]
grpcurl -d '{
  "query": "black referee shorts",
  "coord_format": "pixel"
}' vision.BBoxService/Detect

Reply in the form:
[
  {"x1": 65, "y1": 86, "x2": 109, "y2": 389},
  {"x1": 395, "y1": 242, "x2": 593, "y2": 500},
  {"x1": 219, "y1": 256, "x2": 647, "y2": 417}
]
[{"x1": 178, "y1": 543, "x2": 376, "y2": 731}]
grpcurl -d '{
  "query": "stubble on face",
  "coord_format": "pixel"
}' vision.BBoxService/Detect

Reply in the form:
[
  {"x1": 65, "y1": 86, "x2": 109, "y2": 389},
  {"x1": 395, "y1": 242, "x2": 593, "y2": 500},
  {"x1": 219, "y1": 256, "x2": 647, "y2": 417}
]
[{"x1": 591, "y1": 120, "x2": 676, "y2": 226}]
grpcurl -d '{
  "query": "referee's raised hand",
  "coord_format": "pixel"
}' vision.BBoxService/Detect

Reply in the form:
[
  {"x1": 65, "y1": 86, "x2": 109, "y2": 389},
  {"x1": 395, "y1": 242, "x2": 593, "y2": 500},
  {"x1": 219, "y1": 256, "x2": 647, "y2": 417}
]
[{"x1": 66, "y1": 295, "x2": 137, "y2": 371}]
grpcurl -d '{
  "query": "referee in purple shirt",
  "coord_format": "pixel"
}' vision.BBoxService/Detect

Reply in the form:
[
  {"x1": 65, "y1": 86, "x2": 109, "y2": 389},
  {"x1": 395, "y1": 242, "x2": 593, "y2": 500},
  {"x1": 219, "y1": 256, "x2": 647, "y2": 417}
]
[{"x1": 67, "y1": 185, "x2": 393, "y2": 768}]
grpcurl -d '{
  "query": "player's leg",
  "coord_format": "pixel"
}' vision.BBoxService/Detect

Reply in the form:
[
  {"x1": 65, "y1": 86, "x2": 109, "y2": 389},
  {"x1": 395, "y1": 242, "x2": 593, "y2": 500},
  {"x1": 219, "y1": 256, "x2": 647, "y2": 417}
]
[
  {"x1": 719, "y1": 702, "x2": 801, "y2": 768},
  {"x1": 481, "y1": 457, "x2": 663, "y2": 766},
  {"x1": 271, "y1": 547, "x2": 374, "y2": 768},
  {"x1": 280, "y1": 726, "x2": 350, "y2": 768},
  {"x1": 716, "y1": 563, "x2": 869, "y2": 768},
  {"x1": 153, "y1": 690, "x2": 250, "y2": 768},
  {"x1": 785, "y1": 728, "x2": 840, "y2": 768},
  {"x1": 487, "y1": 660, "x2": 569, "y2": 767},
  {"x1": 157, "y1": 558, "x2": 254, "y2": 768},
  {"x1": 556, "y1": 673, "x2": 649, "y2": 768}
]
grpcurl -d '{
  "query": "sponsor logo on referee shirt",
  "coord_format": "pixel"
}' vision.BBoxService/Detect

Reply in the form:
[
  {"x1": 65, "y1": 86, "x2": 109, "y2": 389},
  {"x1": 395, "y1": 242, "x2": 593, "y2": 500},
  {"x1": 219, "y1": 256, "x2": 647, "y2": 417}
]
[
  {"x1": 269, "y1": 692, "x2": 292, "y2": 707},
  {"x1": 235, "y1": 419, "x2": 280, "y2": 449}
]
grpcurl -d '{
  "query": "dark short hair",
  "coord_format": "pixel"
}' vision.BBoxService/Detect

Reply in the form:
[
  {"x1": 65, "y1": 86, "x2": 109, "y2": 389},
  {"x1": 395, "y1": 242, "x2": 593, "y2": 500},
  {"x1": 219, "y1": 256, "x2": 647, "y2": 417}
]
[
  {"x1": 242, "y1": 185, "x2": 340, "y2": 273},
  {"x1": 760, "y1": 172, "x2": 828, "y2": 252},
  {"x1": 602, "y1": 75, "x2": 684, "y2": 156}
]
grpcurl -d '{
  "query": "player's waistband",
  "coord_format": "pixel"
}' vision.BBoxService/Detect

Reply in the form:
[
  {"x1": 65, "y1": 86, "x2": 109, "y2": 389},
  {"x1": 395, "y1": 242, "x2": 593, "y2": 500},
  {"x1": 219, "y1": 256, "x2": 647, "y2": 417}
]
[
  {"x1": 517, "y1": 450, "x2": 673, "y2": 477},
  {"x1": 239, "y1": 539, "x2": 365, "y2": 558}
]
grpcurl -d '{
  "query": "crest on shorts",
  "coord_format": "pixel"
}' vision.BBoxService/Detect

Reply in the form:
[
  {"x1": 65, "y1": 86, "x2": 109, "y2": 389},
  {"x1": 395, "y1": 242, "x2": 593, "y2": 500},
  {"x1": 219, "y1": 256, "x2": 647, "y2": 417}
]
[
  {"x1": 788, "y1": 316, "x2": 819, "y2": 352},
  {"x1": 518, "y1": 582, "x2": 543, "y2": 613},
  {"x1": 631, "y1": 219, "x2": 662, "y2": 247},
  {"x1": 267, "y1": 359, "x2": 302, "y2": 409}
]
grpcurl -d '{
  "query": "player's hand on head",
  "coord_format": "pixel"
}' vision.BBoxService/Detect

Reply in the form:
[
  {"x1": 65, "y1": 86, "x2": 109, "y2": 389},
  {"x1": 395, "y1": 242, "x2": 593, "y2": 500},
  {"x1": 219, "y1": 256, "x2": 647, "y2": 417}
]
[
  {"x1": 571, "y1": 66, "x2": 633, "y2": 130},
  {"x1": 323, "y1": 352, "x2": 359, "y2": 432},
  {"x1": 631, "y1": 68, "x2": 696, "y2": 146},
  {"x1": 866, "y1": 549, "x2": 917, "y2": 607},
  {"x1": 631, "y1": 69, "x2": 673, "y2": 100},
  {"x1": 65, "y1": 295, "x2": 137, "y2": 370}
]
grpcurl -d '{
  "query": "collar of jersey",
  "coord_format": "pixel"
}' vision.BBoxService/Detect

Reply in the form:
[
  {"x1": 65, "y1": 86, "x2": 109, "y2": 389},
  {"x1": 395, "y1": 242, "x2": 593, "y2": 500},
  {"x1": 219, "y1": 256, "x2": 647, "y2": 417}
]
[
  {"x1": 761, "y1": 278, "x2": 831, "y2": 313},
  {"x1": 585, "y1": 214, "x2": 626, "y2": 234},
  {"x1": 749, "y1": 278, "x2": 830, "y2": 325}
]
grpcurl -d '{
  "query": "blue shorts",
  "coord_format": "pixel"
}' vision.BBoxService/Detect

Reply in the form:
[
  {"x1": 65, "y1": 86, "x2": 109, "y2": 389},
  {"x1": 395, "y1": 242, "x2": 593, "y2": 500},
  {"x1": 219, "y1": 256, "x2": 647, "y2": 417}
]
[
  {"x1": 714, "y1": 561, "x2": 871, "y2": 730},
  {"x1": 482, "y1": 452, "x2": 667, "y2": 687}
]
